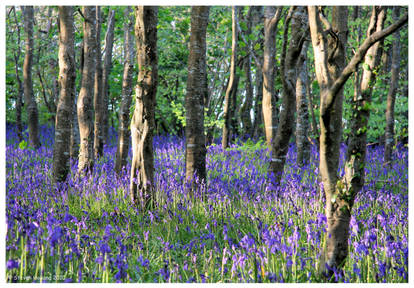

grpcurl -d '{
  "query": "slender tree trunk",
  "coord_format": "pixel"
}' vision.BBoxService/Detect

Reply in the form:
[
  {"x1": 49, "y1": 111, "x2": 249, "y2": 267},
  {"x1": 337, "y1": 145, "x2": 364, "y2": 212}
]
[
  {"x1": 77, "y1": 6, "x2": 96, "y2": 174},
  {"x1": 222, "y1": 6, "x2": 239, "y2": 149},
  {"x1": 251, "y1": 6, "x2": 264, "y2": 139},
  {"x1": 53, "y1": 6, "x2": 75, "y2": 183},
  {"x1": 94, "y1": 6, "x2": 104, "y2": 158},
  {"x1": 71, "y1": 40, "x2": 82, "y2": 159},
  {"x1": 308, "y1": 6, "x2": 407, "y2": 278},
  {"x1": 11, "y1": 7, "x2": 24, "y2": 142},
  {"x1": 240, "y1": 7, "x2": 253, "y2": 137},
  {"x1": 22, "y1": 6, "x2": 40, "y2": 148},
  {"x1": 102, "y1": 9, "x2": 116, "y2": 145},
  {"x1": 115, "y1": 6, "x2": 135, "y2": 174},
  {"x1": 185, "y1": 6, "x2": 209, "y2": 185},
  {"x1": 296, "y1": 40, "x2": 310, "y2": 166},
  {"x1": 384, "y1": 6, "x2": 401, "y2": 164},
  {"x1": 344, "y1": 7, "x2": 386, "y2": 196},
  {"x1": 270, "y1": 6, "x2": 307, "y2": 183},
  {"x1": 307, "y1": 74, "x2": 319, "y2": 145},
  {"x1": 130, "y1": 6, "x2": 158, "y2": 210},
  {"x1": 262, "y1": 7, "x2": 282, "y2": 148}
]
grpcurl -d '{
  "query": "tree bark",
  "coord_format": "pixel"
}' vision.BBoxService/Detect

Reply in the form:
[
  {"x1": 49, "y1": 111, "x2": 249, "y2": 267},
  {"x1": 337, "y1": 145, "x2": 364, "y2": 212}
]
[
  {"x1": 70, "y1": 40, "x2": 82, "y2": 159},
  {"x1": 115, "y1": 6, "x2": 135, "y2": 174},
  {"x1": 262, "y1": 7, "x2": 282, "y2": 148},
  {"x1": 53, "y1": 6, "x2": 75, "y2": 183},
  {"x1": 270, "y1": 6, "x2": 307, "y2": 183},
  {"x1": 344, "y1": 6, "x2": 386, "y2": 197},
  {"x1": 308, "y1": 5, "x2": 407, "y2": 277},
  {"x1": 240, "y1": 7, "x2": 254, "y2": 137},
  {"x1": 384, "y1": 6, "x2": 401, "y2": 164},
  {"x1": 185, "y1": 6, "x2": 209, "y2": 185},
  {"x1": 94, "y1": 6, "x2": 104, "y2": 158},
  {"x1": 102, "y1": 9, "x2": 116, "y2": 145},
  {"x1": 22, "y1": 6, "x2": 40, "y2": 148},
  {"x1": 77, "y1": 6, "x2": 96, "y2": 174},
  {"x1": 130, "y1": 6, "x2": 158, "y2": 210},
  {"x1": 11, "y1": 7, "x2": 24, "y2": 142},
  {"x1": 222, "y1": 6, "x2": 239, "y2": 149},
  {"x1": 296, "y1": 40, "x2": 310, "y2": 166}
]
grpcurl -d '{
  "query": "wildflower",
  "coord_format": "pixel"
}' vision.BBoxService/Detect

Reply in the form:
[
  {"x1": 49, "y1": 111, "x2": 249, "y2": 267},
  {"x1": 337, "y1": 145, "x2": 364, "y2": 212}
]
[{"x1": 6, "y1": 259, "x2": 19, "y2": 270}]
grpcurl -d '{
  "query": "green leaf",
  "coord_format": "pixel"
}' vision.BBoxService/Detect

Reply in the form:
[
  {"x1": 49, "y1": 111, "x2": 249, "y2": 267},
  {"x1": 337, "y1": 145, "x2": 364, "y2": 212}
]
[{"x1": 19, "y1": 140, "x2": 27, "y2": 150}]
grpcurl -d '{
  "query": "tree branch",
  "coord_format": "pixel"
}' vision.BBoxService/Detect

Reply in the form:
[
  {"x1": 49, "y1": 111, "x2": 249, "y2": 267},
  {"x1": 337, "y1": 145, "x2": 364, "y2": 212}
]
[{"x1": 321, "y1": 12, "x2": 408, "y2": 116}]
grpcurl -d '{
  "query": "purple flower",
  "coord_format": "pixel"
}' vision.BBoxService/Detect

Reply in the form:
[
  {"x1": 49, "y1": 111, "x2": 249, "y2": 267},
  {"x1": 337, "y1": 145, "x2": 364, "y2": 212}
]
[{"x1": 6, "y1": 259, "x2": 19, "y2": 270}]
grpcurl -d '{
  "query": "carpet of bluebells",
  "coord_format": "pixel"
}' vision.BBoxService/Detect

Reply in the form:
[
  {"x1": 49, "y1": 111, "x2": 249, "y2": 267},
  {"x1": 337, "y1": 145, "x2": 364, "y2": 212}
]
[{"x1": 5, "y1": 124, "x2": 408, "y2": 283}]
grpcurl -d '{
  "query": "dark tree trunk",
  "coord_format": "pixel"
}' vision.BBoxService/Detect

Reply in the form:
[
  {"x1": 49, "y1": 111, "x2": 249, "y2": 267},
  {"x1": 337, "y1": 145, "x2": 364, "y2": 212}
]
[
  {"x1": 262, "y1": 7, "x2": 282, "y2": 148},
  {"x1": 222, "y1": 6, "x2": 239, "y2": 149},
  {"x1": 295, "y1": 41, "x2": 310, "y2": 166},
  {"x1": 270, "y1": 6, "x2": 307, "y2": 183},
  {"x1": 102, "y1": 9, "x2": 116, "y2": 145},
  {"x1": 77, "y1": 6, "x2": 96, "y2": 174},
  {"x1": 185, "y1": 6, "x2": 209, "y2": 185},
  {"x1": 130, "y1": 6, "x2": 158, "y2": 210},
  {"x1": 115, "y1": 6, "x2": 135, "y2": 174},
  {"x1": 53, "y1": 6, "x2": 76, "y2": 183},
  {"x1": 94, "y1": 6, "x2": 104, "y2": 158},
  {"x1": 22, "y1": 6, "x2": 40, "y2": 148},
  {"x1": 384, "y1": 6, "x2": 401, "y2": 164}
]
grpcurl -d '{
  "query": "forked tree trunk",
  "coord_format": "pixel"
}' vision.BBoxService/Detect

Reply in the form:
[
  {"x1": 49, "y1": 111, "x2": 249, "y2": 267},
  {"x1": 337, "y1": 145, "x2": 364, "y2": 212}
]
[
  {"x1": 102, "y1": 9, "x2": 116, "y2": 145},
  {"x1": 308, "y1": 5, "x2": 407, "y2": 278},
  {"x1": 94, "y1": 6, "x2": 104, "y2": 158},
  {"x1": 384, "y1": 6, "x2": 401, "y2": 164},
  {"x1": 77, "y1": 6, "x2": 96, "y2": 174},
  {"x1": 262, "y1": 7, "x2": 282, "y2": 148},
  {"x1": 53, "y1": 6, "x2": 75, "y2": 183},
  {"x1": 222, "y1": 6, "x2": 239, "y2": 149},
  {"x1": 344, "y1": 7, "x2": 386, "y2": 199},
  {"x1": 270, "y1": 6, "x2": 307, "y2": 183},
  {"x1": 185, "y1": 6, "x2": 209, "y2": 185},
  {"x1": 115, "y1": 7, "x2": 135, "y2": 174},
  {"x1": 130, "y1": 6, "x2": 158, "y2": 210},
  {"x1": 296, "y1": 40, "x2": 310, "y2": 166},
  {"x1": 22, "y1": 6, "x2": 40, "y2": 148}
]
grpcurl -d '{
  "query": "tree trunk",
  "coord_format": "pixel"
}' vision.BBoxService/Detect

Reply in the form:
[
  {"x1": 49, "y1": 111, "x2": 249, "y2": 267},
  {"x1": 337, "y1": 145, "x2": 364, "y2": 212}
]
[
  {"x1": 22, "y1": 6, "x2": 40, "y2": 148},
  {"x1": 11, "y1": 7, "x2": 24, "y2": 142},
  {"x1": 115, "y1": 6, "x2": 135, "y2": 174},
  {"x1": 94, "y1": 6, "x2": 104, "y2": 158},
  {"x1": 262, "y1": 7, "x2": 282, "y2": 148},
  {"x1": 384, "y1": 6, "x2": 401, "y2": 164},
  {"x1": 185, "y1": 6, "x2": 209, "y2": 185},
  {"x1": 53, "y1": 6, "x2": 75, "y2": 183},
  {"x1": 344, "y1": 6, "x2": 386, "y2": 197},
  {"x1": 296, "y1": 40, "x2": 310, "y2": 166},
  {"x1": 240, "y1": 7, "x2": 253, "y2": 137},
  {"x1": 130, "y1": 6, "x2": 158, "y2": 210},
  {"x1": 222, "y1": 6, "x2": 239, "y2": 149},
  {"x1": 308, "y1": 6, "x2": 407, "y2": 278},
  {"x1": 270, "y1": 6, "x2": 307, "y2": 183},
  {"x1": 77, "y1": 6, "x2": 96, "y2": 174},
  {"x1": 102, "y1": 9, "x2": 116, "y2": 146},
  {"x1": 251, "y1": 6, "x2": 264, "y2": 139}
]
